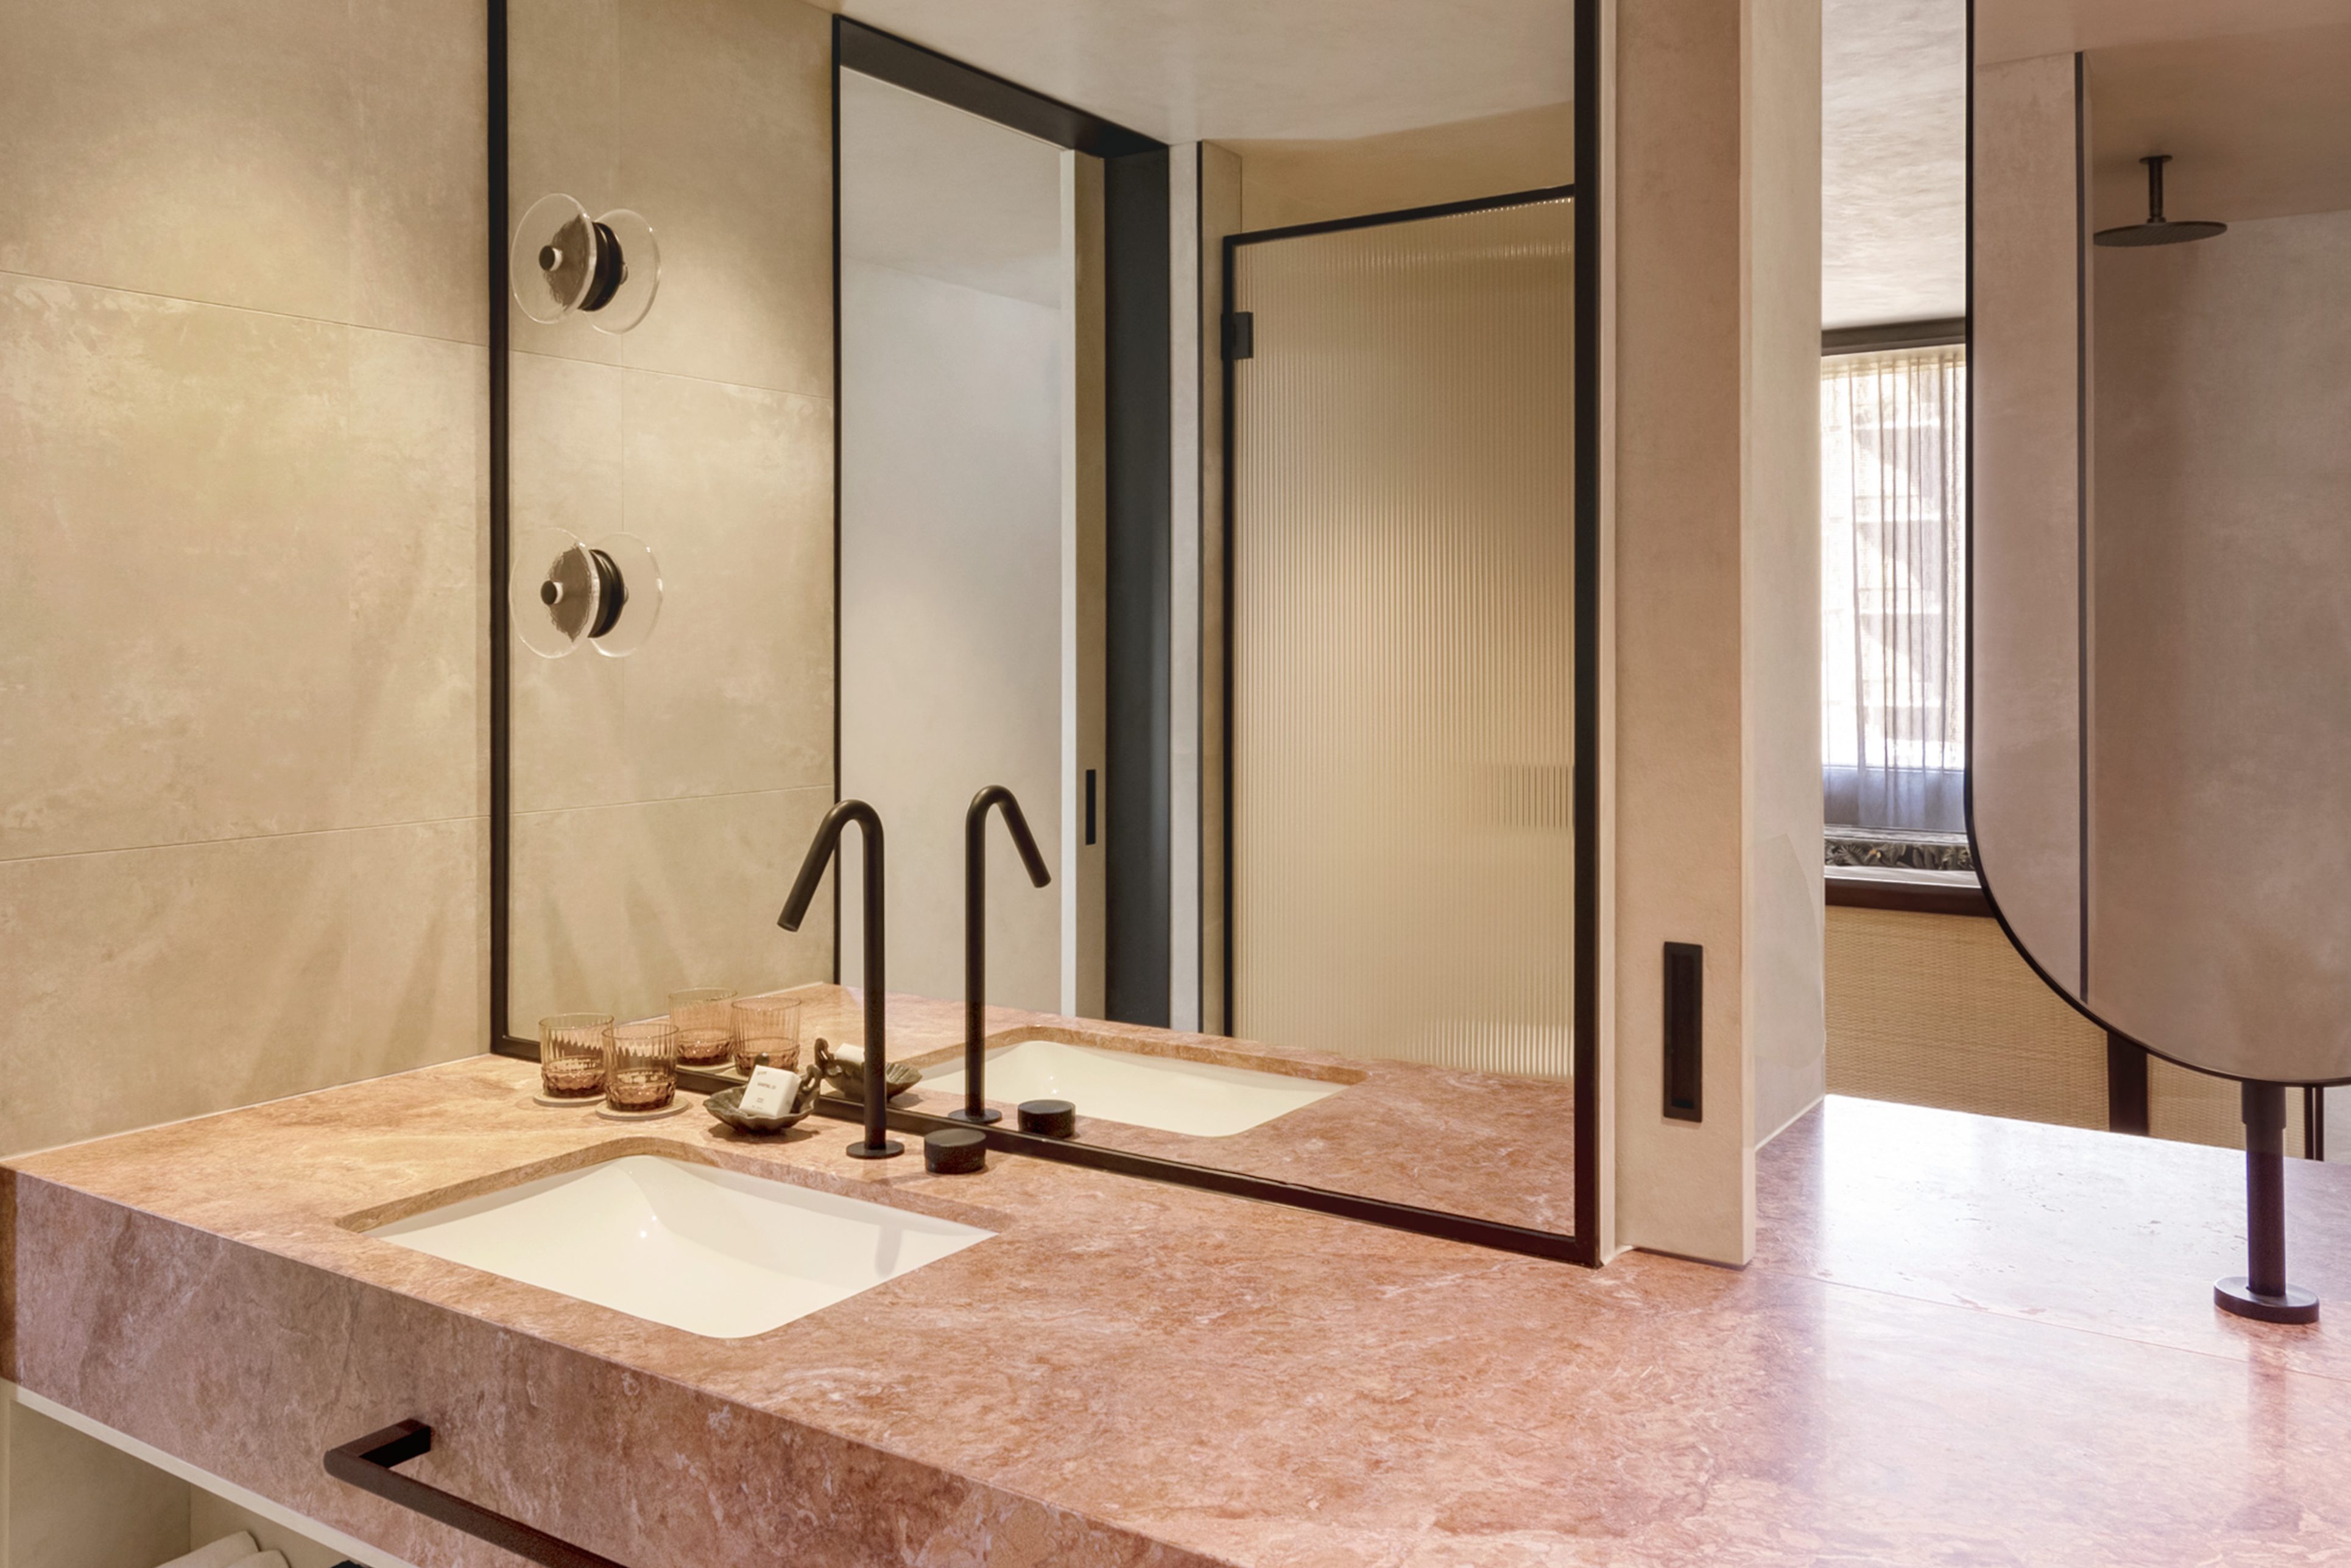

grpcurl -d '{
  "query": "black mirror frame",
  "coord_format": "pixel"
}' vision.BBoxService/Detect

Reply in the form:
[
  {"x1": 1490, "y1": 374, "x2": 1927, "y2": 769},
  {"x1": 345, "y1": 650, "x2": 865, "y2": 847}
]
[{"x1": 484, "y1": 0, "x2": 1603, "y2": 1266}]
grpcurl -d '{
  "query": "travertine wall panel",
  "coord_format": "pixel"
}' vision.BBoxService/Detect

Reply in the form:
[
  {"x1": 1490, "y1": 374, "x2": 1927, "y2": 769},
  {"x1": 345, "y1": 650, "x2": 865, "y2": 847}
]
[{"x1": 0, "y1": 1, "x2": 488, "y2": 1162}]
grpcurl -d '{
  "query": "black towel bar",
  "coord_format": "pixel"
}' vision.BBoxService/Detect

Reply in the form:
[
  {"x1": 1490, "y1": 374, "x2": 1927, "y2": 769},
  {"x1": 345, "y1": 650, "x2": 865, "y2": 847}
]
[{"x1": 325, "y1": 1419, "x2": 627, "y2": 1568}]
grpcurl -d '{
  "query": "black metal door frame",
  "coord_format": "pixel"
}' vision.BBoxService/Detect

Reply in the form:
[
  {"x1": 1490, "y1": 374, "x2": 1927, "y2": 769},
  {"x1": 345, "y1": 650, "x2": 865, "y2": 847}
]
[{"x1": 1216, "y1": 158, "x2": 1596, "y2": 1261}]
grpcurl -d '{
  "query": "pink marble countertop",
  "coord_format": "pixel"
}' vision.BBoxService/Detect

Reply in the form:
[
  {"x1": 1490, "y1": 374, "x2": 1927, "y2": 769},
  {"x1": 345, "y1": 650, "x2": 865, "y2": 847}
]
[
  {"x1": 6, "y1": 1070, "x2": 2351, "y2": 1567},
  {"x1": 764, "y1": 984, "x2": 1581, "y2": 1236}
]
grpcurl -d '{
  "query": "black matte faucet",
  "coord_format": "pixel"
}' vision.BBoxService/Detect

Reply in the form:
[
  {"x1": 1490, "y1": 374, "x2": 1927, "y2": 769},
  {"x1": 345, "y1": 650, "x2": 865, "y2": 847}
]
[
  {"x1": 779, "y1": 799, "x2": 901, "y2": 1160},
  {"x1": 951, "y1": 786, "x2": 1052, "y2": 1125}
]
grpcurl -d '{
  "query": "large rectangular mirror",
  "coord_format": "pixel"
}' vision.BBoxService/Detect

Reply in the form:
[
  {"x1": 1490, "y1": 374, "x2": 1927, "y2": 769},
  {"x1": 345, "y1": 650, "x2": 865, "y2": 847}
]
[{"x1": 497, "y1": 0, "x2": 1593, "y2": 1259}]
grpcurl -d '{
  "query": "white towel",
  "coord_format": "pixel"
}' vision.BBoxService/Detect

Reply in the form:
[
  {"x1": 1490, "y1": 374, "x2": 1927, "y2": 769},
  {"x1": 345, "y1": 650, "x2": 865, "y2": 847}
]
[
  {"x1": 154, "y1": 1535, "x2": 258, "y2": 1568},
  {"x1": 226, "y1": 1553, "x2": 289, "y2": 1568}
]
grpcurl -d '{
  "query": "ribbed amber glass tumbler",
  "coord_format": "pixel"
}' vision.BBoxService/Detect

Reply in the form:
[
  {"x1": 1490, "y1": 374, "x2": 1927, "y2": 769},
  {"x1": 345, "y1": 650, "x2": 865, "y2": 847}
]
[
  {"x1": 606, "y1": 1020, "x2": 679, "y2": 1112},
  {"x1": 731, "y1": 996, "x2": 805, "y2": 1077},
  {"x1": 538, "y1": 1013, "x2": 613, "y2": 1100},
  {"x1": 669, "y1": 986, "x2": 738, "y2": 1066}
]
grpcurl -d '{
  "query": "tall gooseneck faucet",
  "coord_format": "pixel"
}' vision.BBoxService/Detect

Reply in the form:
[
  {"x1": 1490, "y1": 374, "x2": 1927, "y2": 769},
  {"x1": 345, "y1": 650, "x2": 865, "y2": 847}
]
[
  {"x1": 779, "y1": 799, "x2": 901, "y2": 1160},
  {"x1": 953, "y1": 786, "x2": 1052, "y2": 1125}
]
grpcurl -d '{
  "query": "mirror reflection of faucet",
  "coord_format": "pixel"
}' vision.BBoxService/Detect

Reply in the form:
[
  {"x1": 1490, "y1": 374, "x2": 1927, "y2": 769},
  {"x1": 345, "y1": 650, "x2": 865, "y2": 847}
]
[{"x1": 952, "y1": 786, "x2": 1052, "y2": 1127}]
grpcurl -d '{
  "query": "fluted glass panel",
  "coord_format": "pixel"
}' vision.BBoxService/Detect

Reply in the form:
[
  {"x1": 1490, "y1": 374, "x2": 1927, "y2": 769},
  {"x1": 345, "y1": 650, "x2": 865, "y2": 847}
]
[{"x1": 1232, "y1": 197, "x2": 1573, "y2": 1078}]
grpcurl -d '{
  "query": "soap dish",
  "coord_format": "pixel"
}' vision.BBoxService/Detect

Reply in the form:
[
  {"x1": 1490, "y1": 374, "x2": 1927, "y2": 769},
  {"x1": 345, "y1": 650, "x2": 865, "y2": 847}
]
[
  {"x1": 705, "y1": 1070, "x2": 822, "y2": 1135},
  {"x1": 814, "y1": 1038, "x2": 923, "y2": 1102}
]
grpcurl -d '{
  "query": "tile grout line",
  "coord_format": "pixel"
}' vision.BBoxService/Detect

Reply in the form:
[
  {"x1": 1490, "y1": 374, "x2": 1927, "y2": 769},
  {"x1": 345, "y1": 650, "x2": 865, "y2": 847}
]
[
  {"x1": 507, "y1": 782, "x2": 838, "y2": 820},
  {"x1": 0, "y1": 265, "x2": 490, "y2": 354},
  {"x1": 508, "y1": 345, "x2": 835, "y2": 408},
  {"x1": 0, "y1": 813, "x2": 490, "y2": 868},
  {"x1": 2, "y1": 269, "x2": 836, "y2": 407},
  {"x1": 5, "y1": 779, "x2": 839, "y2": 866}
]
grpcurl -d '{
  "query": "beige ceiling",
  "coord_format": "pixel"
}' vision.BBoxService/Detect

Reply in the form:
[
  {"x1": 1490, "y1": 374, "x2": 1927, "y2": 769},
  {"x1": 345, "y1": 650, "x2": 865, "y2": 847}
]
[
  {"x1": 1975, "y1": 0, "x2": 2351, "y2": 63},
  {"x1": 2085, "y1": 23, "x2": 2351, "y2": 229},
  {"x1": 836, "y1": 0, "x2": 1963, "y2": 331},
  {"x1": 825, "y1": 1, "x2": 2339, "y2": 334},
  {"x1": 831, "y1": 0, "x2": 1574, "y2": 144},
  {"x1": 839, "y1": 72, "x2": 1064, "y2": 308},
  {"x1": 1828, "y1": 0, "x2": 2351, "y2": 329},
  {"x1": 1822, "y1": 0, "x2": 1967, "y2": 328}
]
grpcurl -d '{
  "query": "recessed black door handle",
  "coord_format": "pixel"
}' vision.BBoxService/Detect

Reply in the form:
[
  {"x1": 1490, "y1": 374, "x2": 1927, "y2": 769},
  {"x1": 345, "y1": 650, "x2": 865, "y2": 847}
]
[
  {"x1": 1662, "y1": 941, "x2": 1703, "y2": 1122},
  {"x1": 325, "y1": 1420, "x2": 629, "y2": 1568}
]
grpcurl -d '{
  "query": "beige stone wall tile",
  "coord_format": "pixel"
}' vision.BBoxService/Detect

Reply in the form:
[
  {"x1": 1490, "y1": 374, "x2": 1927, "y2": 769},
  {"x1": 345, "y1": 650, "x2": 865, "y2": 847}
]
[
  {"x1": 350, "y1": 0, "x2": 492, "y2": 343},
  {"x1": 340, "y1": 815, "x2": 490, "y2": 1076},
  {"x1": 0, "y1": 818, "x2": 483, "y2": 1158},
  {"x1": 507, "y1": 0, "x2": 833, "y2": 396},
  {"x1": 507, "y1": 786, "x2": 834, "y2": 1035},
  {"x1": 345, "y1": 329, "x2": 491, "y2": 826},
  {"x1": 2, "y1": 278, "x2": 351, "y2": 857},
  {"x1": 511, "y1": 363, "x2": 833, "y2": 814},
  {"x1": 0, "y1": 0, "x2": 351, "y2": 318},
  {"x1": 506, "y1": 0, "x2": 623, "y2": 228},
  {"x1": 0, "y1": 280, "x2": 484, "y2": 859},
  {"x1": 0, "y1": 0, "x2": 482, "y2": 342},
  {"x1": 507, "y1": 348, "x2": 628, "y2": 550}
]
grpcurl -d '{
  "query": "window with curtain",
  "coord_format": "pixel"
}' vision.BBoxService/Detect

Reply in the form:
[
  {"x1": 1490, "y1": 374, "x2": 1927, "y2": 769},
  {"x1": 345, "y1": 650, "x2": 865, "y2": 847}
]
[{"x1": 1821, "y1": 345, "x2": 1967, "y2": 835}]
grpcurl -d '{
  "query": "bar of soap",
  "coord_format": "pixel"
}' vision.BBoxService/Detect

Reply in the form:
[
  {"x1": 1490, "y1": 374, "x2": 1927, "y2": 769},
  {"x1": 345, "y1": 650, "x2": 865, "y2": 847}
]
[{"x1": 740, "y1": 1064, "x2": 797, "y2": 1118}]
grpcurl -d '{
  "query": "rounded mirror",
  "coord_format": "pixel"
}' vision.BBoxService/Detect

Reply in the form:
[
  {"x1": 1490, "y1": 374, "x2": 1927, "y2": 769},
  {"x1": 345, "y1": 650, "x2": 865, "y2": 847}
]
[{"x1": 1970, "y1": 7, "x2": 2351, "y2": 1088}]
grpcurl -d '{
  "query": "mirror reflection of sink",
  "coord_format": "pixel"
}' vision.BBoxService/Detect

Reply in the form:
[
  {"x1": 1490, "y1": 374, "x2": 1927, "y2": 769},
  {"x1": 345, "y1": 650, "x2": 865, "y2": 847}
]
[
  {"x1": 365, "y1": 1154, "x2": 992, "y2": 1339},
  {"x1": 921, "y1": 1038, "x2": 1345, "y2": 1137}
]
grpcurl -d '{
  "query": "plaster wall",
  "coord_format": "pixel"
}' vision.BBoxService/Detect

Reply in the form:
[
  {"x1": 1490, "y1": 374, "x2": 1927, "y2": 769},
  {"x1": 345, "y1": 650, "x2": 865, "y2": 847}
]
[{"x1": 1610, "y1": 0, "x2": 1823, "y2": 1264}]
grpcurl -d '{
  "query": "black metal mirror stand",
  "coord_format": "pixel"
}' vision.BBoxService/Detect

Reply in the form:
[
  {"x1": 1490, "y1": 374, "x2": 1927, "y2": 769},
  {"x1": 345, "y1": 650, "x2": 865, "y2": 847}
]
[{"x1": 2215, "y1": 1080, "x2": 2320, "y2": 1324}]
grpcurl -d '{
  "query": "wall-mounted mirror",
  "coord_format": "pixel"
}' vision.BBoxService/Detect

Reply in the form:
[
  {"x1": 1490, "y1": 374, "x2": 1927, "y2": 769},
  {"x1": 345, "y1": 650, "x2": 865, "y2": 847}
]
[
  {"x1": 1972, "y1": 0, "x2": 2351, "y2": 1316},
  {"x1": 499, "y1": 1, "x2": 1591, "y2": 1259}
]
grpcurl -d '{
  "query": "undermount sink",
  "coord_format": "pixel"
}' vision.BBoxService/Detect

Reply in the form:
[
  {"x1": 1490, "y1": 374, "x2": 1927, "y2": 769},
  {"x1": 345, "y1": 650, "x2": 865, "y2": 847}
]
[
  {"x1": 365, "y1": 1154, "x2": 992, "y2": 1339},
  {"x1": 921, "y1": 1038, "x2": 1345, "y2": 1137}
]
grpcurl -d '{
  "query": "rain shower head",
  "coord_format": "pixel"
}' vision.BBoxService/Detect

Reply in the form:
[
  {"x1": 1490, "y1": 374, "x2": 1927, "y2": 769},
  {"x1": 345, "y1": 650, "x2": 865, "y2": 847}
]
[{"x1": 2094, "y1": 155, "x2": 2227, "y2": 247}]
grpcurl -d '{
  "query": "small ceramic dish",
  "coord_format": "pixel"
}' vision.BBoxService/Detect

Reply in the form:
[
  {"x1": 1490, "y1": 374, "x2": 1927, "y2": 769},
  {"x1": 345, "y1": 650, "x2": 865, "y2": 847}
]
[
  {"x1": 704, "y1": 1068, "x2": 823, "y2": 1134},
  {"x1": 813, "y1": 1038, "x2": 923, "y2": 1102}
]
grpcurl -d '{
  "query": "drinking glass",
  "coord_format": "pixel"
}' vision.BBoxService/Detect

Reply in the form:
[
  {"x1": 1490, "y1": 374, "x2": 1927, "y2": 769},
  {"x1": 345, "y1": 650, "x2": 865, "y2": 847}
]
[
  {"x1": 669, "y1": 986, "x2": 738, "y2": 1067},
  {"x1": 538, "y1": 1013, "x2": 613, "y2": 1101},
  {"x1": 731, "y1": 996, "x2": 805, "y2": 1077},
  {"x1": 606, "y1": 1020, "x2": 679, "y2": 1112}
]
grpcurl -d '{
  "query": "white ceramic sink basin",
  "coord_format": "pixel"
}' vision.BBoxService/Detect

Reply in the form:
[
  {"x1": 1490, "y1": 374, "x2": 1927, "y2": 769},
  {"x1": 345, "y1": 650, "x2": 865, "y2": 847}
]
[
  {"x1": 922, "y1": 1038, "x2": 1344, "y2": 1137},
  {"x1": 366, "y1": 1155, "x2": 992, "y2": 1339}
]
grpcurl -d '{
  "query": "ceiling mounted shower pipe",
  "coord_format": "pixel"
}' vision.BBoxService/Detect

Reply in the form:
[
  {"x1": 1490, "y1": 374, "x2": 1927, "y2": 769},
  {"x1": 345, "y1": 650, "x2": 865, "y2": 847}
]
[{"x1": 2094, "y1": 154, "x2": 2227, "y2": 247}]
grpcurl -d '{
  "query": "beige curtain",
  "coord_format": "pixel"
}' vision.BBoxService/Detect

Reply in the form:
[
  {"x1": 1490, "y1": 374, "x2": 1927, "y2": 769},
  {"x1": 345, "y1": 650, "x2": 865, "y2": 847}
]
[{"x1": 1821, "y1": 346, "x2": 1968, "y2": 832}]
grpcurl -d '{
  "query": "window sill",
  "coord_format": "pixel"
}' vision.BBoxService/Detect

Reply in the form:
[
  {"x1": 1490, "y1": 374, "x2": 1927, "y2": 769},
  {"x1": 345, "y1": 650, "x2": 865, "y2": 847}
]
[{"x1": 1825, "y1": 864, "x2": 1990, "y2": 918}]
